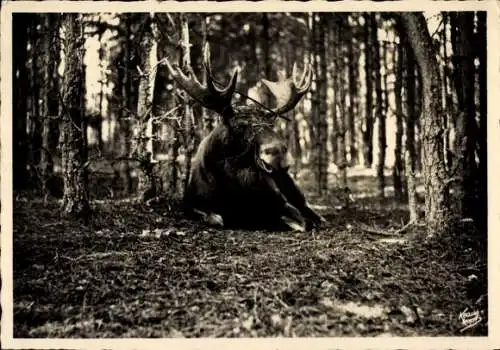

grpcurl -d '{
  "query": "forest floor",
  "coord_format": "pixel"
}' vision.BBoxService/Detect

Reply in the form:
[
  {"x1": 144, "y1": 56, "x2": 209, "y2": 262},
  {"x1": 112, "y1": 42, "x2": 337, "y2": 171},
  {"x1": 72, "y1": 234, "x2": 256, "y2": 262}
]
[{"x1": 12, "y1": 172, "x2": 487, "y2": 337}]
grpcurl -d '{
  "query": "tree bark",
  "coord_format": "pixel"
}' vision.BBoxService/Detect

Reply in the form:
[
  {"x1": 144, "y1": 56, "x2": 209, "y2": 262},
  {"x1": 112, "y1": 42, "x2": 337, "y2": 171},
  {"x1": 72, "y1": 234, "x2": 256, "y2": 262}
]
[
  {"x1": 60, "y1": 14, "x2": 90, "y2": 217},
  {"x1": 401, "y1": 12, "x2": 451, "y2": 236}
]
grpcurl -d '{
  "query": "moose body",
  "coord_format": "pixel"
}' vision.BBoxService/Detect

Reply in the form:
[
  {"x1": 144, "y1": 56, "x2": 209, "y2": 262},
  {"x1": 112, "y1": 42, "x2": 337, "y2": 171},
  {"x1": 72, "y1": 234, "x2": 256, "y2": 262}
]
[{"x1": 164, "y1": 44, "x2": 325, "y2": 231}]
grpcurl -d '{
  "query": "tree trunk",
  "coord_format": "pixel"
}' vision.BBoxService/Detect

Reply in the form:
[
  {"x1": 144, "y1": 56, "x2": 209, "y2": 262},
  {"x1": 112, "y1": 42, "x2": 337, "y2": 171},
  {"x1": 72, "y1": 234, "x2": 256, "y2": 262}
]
[
  {"x1": 308, "y1": 13, "x2": 318, "y2": 172},
  {"x1": 60, "y1": 14, "x2": 90, "y2": 217},
  {"x1": 414, "y1": 67, "x2": 423, "y2": 172},
  {"x1": 120, "y1": 14, "x2": 133, "y2": 194},
  {"x1": 13, "y1": 14, "x2": 30, "y2": 192},
  {"x1": 133, "y1": 14, "x2": 157, "y2": 201},
  {"x1": 152, "y1": 13, "x2": 178, "y2": 194},
  {"x1": 180, "y1": 14, "x2": 197, "y2": 198},
  {"x1": 372, "y1": 15, "x2": 385, "y2": 198},
  {"x1": 405, "y1": 150, "x2": 418, "y2": 222},
  {"x1": 337, "y1": 17, "x2": 348, "y2": 189},
  {"x1": 200, "y1": 16, "x2": 214, "y2": 135},
  {"x1": 311, "y1": 14, "x2": 328, "y2": 194},
  {"x1": 97, "y1": 30, "x2": 105, "y2": 152},
  {"x1": 405, "y1": 31, "x2": 417, "y2": 174},
  {"x1": 402, "y1": 29, "x2": 419, "y2": 220},
  {"x1": 401, "y1": 13, "x2": 451, "y2": 236},
  {"x1": 347, "y1": 21, "x2": 358, "y2": 166},
  {"x1": 261, "y1": 13, "x2": 272, "y2": 106},
  {"x1": 393, "y1": 24, "x2": 404, "y2": 201},
  {"x1": 441, "y1": 13, "x2": 453, "y2": 170},
  {"x1": 450, "y1": 12, "x2": 477, "y2": 220},
  {"x1": 328, "y1": 18, "x2": 339, "y2": 166},
  {"x1": 40, "y1": 14, "x2": 61, "y2": 200},
  {"x1": 476, "y1": 11, "x2": 487, "y2": 230},
  {"x1": 27, "y1": 17, "x2": 43, "y2": 177},
  {"x1": 362, "y1": 13, "x2": 374, "y2": 168}
]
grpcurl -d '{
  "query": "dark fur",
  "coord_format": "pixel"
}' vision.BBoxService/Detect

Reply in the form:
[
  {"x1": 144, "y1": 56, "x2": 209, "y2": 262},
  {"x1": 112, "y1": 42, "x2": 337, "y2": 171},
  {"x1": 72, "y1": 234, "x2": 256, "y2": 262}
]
[{"x1": 184, "y1": 106, "x2": 324, "y2": 230}]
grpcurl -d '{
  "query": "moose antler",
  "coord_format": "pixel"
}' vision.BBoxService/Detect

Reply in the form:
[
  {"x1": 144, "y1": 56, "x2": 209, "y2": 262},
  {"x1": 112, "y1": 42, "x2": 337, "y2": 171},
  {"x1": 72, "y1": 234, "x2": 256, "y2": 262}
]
[
  {"x1": 261, "y1": 62, "x2": 313, "y2": 116},
  {"x1": 162, "y1": 43, "x2": 239, "y2": 117}
]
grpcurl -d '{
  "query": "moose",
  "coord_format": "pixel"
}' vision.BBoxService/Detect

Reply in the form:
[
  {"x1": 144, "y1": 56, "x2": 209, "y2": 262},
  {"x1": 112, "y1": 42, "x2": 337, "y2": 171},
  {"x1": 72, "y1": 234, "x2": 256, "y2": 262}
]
[{"x1": 164, "y1": 44, "x2": 326, "y2": 231}]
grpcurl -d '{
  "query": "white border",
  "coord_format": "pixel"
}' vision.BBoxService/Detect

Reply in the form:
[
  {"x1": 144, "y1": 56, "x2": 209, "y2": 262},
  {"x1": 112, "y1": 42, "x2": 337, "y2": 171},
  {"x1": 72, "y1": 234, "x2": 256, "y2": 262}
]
[{"x1": 2, "y1": 1, "x2": 499, "y2": 349}]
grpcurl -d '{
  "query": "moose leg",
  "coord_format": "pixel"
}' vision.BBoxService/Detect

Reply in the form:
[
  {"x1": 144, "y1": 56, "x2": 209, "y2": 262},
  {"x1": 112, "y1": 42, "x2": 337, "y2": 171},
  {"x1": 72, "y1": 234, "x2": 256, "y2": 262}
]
[
  {"x1": 192, "y1": 208, "x2": 224, "y2": 227},
  {"x1": 184, "y1": 168, "x2": 225, "y2": 228},
  {"x1": 272, "y1": 170, "x2": 326, "y2": 229},
  {"x1": 262, "y1": 175, "x2": 307, "y2": 231}
]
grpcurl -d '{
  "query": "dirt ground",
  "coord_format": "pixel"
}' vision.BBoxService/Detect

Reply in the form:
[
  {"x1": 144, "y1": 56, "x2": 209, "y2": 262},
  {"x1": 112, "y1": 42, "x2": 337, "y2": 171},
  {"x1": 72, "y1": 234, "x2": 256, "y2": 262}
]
[{"x1": 12, "y1": 175, "x2": 487, "y2": 338}]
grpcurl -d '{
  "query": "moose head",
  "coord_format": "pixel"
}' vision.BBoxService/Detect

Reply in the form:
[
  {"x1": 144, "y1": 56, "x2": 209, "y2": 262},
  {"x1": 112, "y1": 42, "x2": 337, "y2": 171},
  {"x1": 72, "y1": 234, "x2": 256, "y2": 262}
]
[{"x1": 163, "y1": 44, "x2": 325, "y2": 231}]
